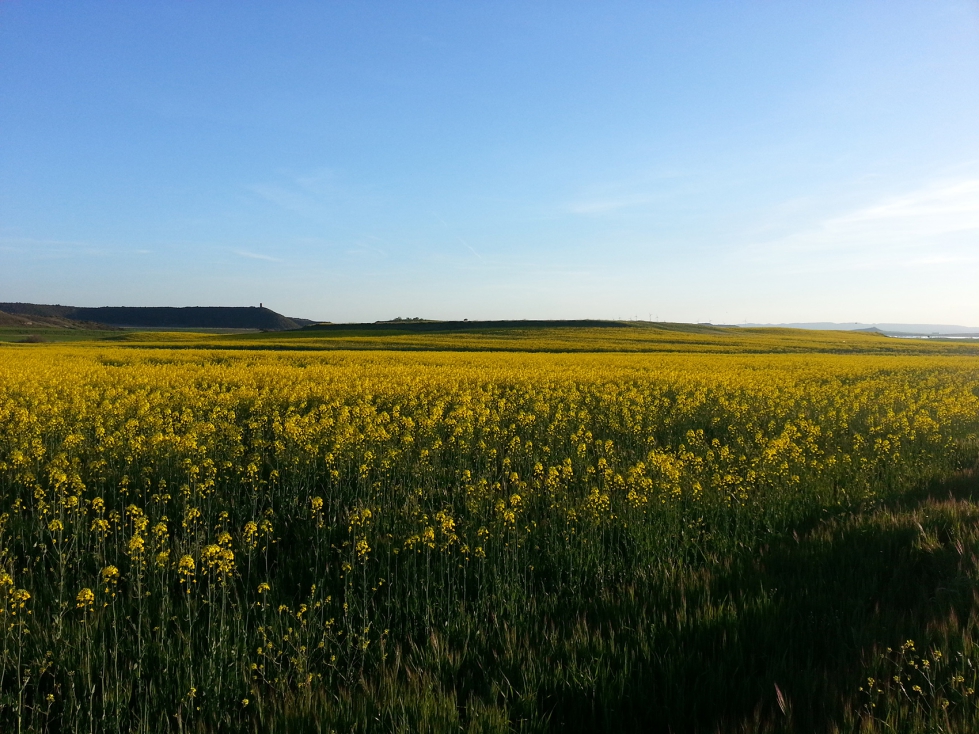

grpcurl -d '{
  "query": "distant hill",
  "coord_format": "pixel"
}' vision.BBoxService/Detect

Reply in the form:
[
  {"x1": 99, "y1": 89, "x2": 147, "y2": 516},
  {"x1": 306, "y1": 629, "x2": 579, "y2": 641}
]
[
  {"x1": 0, "y1": 307, "x2": 103, "y2": 329},
  {"x1": 744, "y1": 322, "x2": 979, "y2": 336},
  {"x1": 0, "y1": 303, "x2": 302, "y2": 331}
]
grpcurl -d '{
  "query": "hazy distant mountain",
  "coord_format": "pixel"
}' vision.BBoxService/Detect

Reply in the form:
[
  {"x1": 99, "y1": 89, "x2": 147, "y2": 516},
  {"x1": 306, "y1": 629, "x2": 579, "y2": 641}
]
[
  {"x1": 0, "y1": 303, "x2": 303, "y2": 330},
  {"x1": 743, "y1": 322, "x2": 979, "y2": 335}
]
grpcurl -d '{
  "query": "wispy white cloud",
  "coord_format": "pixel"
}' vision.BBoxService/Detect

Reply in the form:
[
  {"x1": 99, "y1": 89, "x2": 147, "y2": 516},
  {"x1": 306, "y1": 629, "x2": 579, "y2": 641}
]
[
  {"x1": 0, "y1": 236, "x2": 111, "y2": 259},
  {"x1": 234, "y1": 250, "x2": 281, "y2": 262},
  {"x1": 460, "y1": 238, "x2": 483, "y2": 261},
  {"x1": 818, "y1": 179, "x2": 979, "y2": 243},
  {"x1": 246, "y1": 168, "x2": 348, "y2": 219},
  {"x1": 247, "y1": 183, "x2": 314, "y2": 215},
  {"x1": 0, "y1": 236, "x2": 94, "y2": 249},
  {"x1": 344, "y1": 244, "x2": 386, "y2": 258},
  {"x1": 748, "y1": 178, "x2": 979, "y2": 272},
  {"x1": 563, "y1": 168, "x2": 695, "y2": 216},
  {"x1": 430, "y1": 212, "x2": 485, "y2": 262},
  {"x1": 566, "y1": 193, "x2": 662, "y2": 216}
]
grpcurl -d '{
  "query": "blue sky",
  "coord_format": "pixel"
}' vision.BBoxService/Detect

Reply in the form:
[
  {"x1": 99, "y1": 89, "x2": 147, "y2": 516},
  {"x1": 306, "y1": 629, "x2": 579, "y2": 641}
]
[{"x1": 2, "y1": 1, "x2": 978, "y2": 324}]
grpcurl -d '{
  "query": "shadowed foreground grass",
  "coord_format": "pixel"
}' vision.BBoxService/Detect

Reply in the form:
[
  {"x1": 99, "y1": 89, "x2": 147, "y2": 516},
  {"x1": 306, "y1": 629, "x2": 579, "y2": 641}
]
[{"x1": 248, "y1": 472, "x2": 979, "y2": 734}]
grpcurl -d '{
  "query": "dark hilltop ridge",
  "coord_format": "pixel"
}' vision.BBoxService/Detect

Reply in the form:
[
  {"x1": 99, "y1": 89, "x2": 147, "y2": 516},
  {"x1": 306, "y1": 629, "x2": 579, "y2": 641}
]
[{"x1": 0, "y1": 303, "x2": 309, "y2": 331}]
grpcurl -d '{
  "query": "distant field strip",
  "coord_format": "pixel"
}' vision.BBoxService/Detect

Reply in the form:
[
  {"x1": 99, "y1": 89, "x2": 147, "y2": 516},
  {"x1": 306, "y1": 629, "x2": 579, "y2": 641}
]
[{"x1": 28, "y1": 322, "x2": 979, "y2": 355}]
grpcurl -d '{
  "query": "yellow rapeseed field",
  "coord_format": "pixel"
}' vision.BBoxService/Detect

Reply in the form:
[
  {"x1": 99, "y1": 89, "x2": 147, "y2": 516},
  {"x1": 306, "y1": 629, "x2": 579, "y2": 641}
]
[{"x1": 1, "y1": 343, "x2": 978, "y2": 732}]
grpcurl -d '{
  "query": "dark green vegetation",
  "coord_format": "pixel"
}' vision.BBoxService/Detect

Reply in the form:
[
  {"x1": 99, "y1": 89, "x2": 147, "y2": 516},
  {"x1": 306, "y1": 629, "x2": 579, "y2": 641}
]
[
  {"x1": 0, "y1": 303, "x2": 305, "y2": 331},
  {"x1": 271, "y1": 471, "x2": 979, "y2": 734},
  {"x1": 0, "y1": 328, "x2": 124, "y2": 344}
]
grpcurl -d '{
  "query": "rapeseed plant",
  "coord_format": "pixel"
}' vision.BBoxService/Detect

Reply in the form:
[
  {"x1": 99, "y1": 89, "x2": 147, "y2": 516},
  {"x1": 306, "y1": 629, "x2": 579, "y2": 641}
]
[{"x1": 0, "y1": 345, "x2": 976, "y2": 731}]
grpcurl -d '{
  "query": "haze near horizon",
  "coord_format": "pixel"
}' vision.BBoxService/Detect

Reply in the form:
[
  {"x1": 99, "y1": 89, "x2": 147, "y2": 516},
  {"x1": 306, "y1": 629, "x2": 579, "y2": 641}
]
[{"x1": 1, "y1": 2, "x2": 977, "y2": 325}]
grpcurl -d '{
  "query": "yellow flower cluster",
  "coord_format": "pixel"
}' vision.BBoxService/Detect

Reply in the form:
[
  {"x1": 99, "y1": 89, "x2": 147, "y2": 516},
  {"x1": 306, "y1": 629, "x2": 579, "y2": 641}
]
[
  {"x1": 0, "y1": 347, "x2": 975, "y2": 585},
  {"x1": 0, "y1": 343, "x2": 976, "y2": 728}
]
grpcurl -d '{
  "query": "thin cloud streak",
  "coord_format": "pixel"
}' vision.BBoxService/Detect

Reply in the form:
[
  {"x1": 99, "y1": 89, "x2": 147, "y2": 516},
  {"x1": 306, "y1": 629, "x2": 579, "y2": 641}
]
[
  {"x1": 246, "y1": 169, "x2": 350, "y2": 220},
  {"x1": 460, "y1": 238, "x2": 484, "y2": 261},
  {"x1": 247, "y1": 183, "x2": 316, "y2": 216},
  {"x1": 0, "y1": 236, "x2": 95, "y2": 249},
  {"x1": 563, "y1": 168, "x2": 696, "y2": 216},
  {"x1": 234, "y1": 250, "x2": 282, "y2": 262},
  {"x1": 566, "y1": 194, "x2": 662, "y2": 216},
  {"x1": 746, "y1": 177, "x2": 979, "y2": 271}
]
